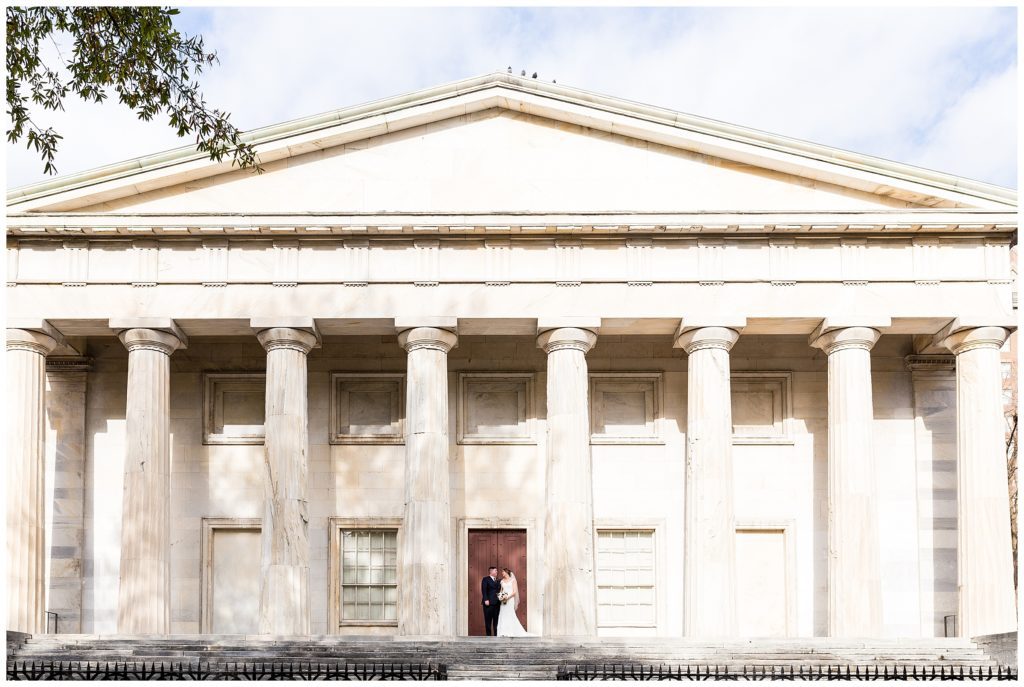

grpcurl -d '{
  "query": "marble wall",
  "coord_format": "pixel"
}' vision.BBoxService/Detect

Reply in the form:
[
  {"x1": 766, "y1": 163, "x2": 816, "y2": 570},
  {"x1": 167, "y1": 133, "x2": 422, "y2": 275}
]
[{"x1": 55, "y1": 334, "x2": 949, "y2": 637}]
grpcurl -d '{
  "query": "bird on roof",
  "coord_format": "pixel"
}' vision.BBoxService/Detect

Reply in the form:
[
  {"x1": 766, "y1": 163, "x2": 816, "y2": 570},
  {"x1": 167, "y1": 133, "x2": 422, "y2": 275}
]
[
  {"x1": 532, "y1": 72, "x2": 537, "y2": 78},
  {"x1": 507, "y1": 66, "x2": 512, "y2": 73},
  {"x1": 521, "y1": 69, "x2": 526, "y2": 76}
]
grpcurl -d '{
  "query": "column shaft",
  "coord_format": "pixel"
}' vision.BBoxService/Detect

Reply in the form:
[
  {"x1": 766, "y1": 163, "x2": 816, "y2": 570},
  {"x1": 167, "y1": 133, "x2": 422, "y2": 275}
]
[
  {"x1": 117, "y1": 328, "x2": 183, "y2": 634},
  {"x1": 538, "y1": 327, "x2": 598, "y2": 637},
  {"x1": 256, "y1": 327, "x2": 317, "y2": 635},
  {"x1": 6, "y1": 328, "x2": 59, "y2": 633},
  {"x1": 812, "y1": 326, "x2": 882, "y2": 637},
  {"x1": 398, "y1": 327, "x2": 457, "y2": 636},
  {"x1": 676, "y1": 327, "x2": 739, "y2": 637},
  {"x1": 944, "y1": 327, "x2": 1016, "y2": 637}
]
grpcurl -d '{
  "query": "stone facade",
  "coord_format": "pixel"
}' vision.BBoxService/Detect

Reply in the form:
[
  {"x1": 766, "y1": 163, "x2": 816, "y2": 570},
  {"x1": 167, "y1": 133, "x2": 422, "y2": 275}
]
[{"x1": 5, "y1": 73, "x2": 1017, "y2": 639}]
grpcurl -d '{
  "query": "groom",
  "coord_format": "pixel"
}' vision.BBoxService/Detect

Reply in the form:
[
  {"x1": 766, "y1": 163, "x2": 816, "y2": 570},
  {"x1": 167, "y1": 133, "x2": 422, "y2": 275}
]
[{"x1": 481, "y1": 565, "x2": 501, "y2": 636}]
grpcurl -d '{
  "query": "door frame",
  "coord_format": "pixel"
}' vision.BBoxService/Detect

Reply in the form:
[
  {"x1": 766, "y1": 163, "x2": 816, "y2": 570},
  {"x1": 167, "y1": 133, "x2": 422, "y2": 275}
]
[
  {"x1": 734, "y1": 519, "x2": 798, "y2": 637},
  {"x1": 457, "y1": 517, "x2": 541, "y2": 636},
  {"x1": 200, "y1": 517, "x2": 261, "y2": 633}
]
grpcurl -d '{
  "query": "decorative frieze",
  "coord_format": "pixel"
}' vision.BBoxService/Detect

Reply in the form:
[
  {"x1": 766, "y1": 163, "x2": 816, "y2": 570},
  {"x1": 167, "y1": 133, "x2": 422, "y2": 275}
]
[
  {"x1": 626, "y1": 238, "x2": 652, "y2": 286},
  {"x1": 6, "y1": 239, "x2": 18, "y2": 286},
  {"x1": 484, "y1": 239, "x2": 511, "y2": 286},
  {"x1": 769, "y1": 238, "x2": 795, "y2": 286},
  {"x1": 343, "y1": 239, "x2": 369, "y2": 286},
  {"x1": 272, "y1": 239, "x2": 298, "y2": 287},
  {"x1": 132, "y1": 239, "x2": 158, "y2": 287},
  {"x1": 413, "y1": 239, "x2": 439, "y2": 286},
  {"x1": 555, "y1": 239, "x2": 581, "y2": 286},
  {"x1": 840, "y1": 238, "x2": 868, "y2": 285},
  {"x1": 62, "y1": 240, "x2": 89, "y2": 287},
  {"x1": 984, "y1": 238, "x2": 1012, "y2": 284},
  {"x1": 912, "y1": 238, "x2": 940, "y2": 284},
  {"x1": 698, "y1": 239, "x2": 724, "y2": 285},
  {"x1": 202, "y1": 239, "x2": 229, "y2": 286}
]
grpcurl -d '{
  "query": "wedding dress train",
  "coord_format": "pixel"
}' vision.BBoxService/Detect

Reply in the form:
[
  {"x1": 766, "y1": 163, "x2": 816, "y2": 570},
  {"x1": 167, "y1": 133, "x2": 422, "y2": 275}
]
[{"x1": 496, "y1": 578, "x2": 531, "y2": 637}]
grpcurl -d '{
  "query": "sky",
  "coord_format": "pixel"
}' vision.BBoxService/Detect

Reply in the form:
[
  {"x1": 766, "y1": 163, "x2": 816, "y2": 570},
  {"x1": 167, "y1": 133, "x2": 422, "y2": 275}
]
[{"x1": 4, "y1": 5, "x2": 1018, "y2": 190}]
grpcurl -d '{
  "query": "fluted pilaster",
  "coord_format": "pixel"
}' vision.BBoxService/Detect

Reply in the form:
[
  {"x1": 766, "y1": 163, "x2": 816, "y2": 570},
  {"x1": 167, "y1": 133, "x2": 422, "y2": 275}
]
[
  {"x1": 255, "y1": 326, "x2": 318, "y2": 635},
  {"x1": 537, "y1": 326, "x2": 598, "y2": 636},
  {"x1": 6, "y1": 327, "x2": 60, "y2": 633},
  {"x1": 811, "y1": 326, "x2": 882, "y2": 637},
  {"x1": 117, "y1": 326, "x2": 185, "y2": 634},
  {"x1": 397, "y1": 326, "x2": 458, "y2": 636},
  {"x1": 943, "y1": 326, "x2": 1016, "y2": 637},
  {"x1": 675, "y1": 326, "x2": 740, "y2": 637}
]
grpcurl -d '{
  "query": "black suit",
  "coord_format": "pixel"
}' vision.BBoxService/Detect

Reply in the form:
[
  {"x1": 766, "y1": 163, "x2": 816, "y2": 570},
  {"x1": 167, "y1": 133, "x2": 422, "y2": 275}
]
[{"x1": 481, "y1": 575, "x2": 501, "y2": 636}]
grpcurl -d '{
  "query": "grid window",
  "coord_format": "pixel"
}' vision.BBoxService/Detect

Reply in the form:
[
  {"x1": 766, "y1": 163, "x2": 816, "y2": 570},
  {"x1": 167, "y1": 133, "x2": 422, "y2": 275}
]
[
  {"x1": 341, "y1": 529, "x2": 398, "y2": 623},
  {"x1": 596, "y1": 530, "x2": 656, "y2": 627}
]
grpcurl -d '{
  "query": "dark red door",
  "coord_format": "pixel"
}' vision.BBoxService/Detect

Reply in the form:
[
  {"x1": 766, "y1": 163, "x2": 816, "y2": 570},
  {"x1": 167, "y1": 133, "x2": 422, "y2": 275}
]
[{"x1": 467, "y1": 529, "x2": 527, "y2": 635}]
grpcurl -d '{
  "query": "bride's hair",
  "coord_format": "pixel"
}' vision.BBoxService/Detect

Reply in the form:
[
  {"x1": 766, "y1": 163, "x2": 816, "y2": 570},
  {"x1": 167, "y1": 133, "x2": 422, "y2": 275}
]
[{"x1": 502, "y1": 567, "x2": 514, "y2": 578}]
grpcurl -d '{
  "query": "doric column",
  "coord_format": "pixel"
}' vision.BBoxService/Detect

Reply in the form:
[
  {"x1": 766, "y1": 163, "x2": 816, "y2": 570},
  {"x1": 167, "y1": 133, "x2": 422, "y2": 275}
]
[
  {"x1": 675, "y1": 326, "x2": 740, "y2": 637},
  {"x1": 6, "y1": 322, "x2": 61, "y2": 633},
  {"x1": 253, "y1": 322, "x2": 319, "y2": 635},
  {"x1": 810, "y1": 325, "x2": 882, "y2": 637},
  {"x1": 397, "y1": 324, "x2": 458, "y2": 636},
  {"x1": 113, "y1": 321, "x2": 186, "y2": 634},
  {"x1": 942, "y1": 325, "x2": 1016, "y2": 637},
  {"x1": 537, "y1": 325, "x2": 598, "y2": 636},
  {"x1": 45, "y1": 356, "x2": 93, "y2": 634}
]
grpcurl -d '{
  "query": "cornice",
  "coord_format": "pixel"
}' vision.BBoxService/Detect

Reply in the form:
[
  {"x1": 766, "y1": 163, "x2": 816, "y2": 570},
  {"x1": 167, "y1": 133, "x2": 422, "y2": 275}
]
[{"x1": 4, "y1": 210, "x2": 1016, "y2": 239}]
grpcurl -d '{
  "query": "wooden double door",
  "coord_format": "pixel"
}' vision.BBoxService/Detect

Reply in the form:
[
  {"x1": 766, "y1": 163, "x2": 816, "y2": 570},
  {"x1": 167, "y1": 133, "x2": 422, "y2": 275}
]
[{"x1": 467, "y1": 529, "x2": 527, "y2": 636}]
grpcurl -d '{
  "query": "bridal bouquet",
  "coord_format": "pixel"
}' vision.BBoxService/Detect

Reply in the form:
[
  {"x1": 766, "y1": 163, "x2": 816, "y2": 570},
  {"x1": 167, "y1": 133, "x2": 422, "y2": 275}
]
[{"x1": 498, "y1": 591, "x2": 509, "y2": 604}]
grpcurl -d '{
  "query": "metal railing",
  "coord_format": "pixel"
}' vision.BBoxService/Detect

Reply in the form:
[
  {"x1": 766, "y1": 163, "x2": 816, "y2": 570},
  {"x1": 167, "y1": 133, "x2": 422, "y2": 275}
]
[
  {"x1": 557, "y1": 663, "x2": 1019, "y2": 681},
  {"x1": 7, "y1": 660, "x2": 447, "y2": 681}
]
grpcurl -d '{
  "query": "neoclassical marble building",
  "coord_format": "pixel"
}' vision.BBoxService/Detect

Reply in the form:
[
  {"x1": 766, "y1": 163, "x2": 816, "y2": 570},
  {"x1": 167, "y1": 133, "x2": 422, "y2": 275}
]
[{"x1": 5, "y1": 73, "x2": 1017, "y2": 640}]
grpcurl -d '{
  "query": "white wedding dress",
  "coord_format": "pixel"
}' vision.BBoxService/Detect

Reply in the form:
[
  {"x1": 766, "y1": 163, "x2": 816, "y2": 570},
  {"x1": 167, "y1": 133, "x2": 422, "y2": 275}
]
[{"x1": 496, "y1": 577, "x2": 531, "y2": 637}]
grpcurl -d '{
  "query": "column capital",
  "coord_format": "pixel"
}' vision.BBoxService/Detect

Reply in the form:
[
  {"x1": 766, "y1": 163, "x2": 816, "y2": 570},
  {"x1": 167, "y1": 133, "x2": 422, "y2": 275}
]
[
  {"x1": 7, "y1": 328, "x2": 61, "y2": 356},
  {"x1": 536, "y1": 327, "x2": 597, "y2": 354},
  {"x1": 810, "y1": 326, "x2": 880, "y2": 354},
  {"x1": 398, "y1": 326, "x2": 458, "y2": 353},
  {"x1": 118, "y1": 328, "x2": 186, "y2": 356},
  {"x1": 256, "y1": 327, "x2": 319, "y2": 354},
  {"x1": 674, "y1": 326, "x2": 740, "y2": 354},
  {"x1": 942, "y1": 326, "x2": 1010, "y2": 355}
]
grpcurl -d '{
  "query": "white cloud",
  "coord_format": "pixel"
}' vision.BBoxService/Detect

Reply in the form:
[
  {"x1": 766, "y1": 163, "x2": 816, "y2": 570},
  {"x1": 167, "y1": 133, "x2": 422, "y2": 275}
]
[{"x1": 5, "y1": 6, "x2": 1016, "y2": 190}]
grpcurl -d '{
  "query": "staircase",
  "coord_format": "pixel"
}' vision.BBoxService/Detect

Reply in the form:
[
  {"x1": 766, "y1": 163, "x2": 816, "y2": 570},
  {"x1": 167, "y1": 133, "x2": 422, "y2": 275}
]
[{"x1": 6, "y1": 634, "x2": 1003, "y2": 681}]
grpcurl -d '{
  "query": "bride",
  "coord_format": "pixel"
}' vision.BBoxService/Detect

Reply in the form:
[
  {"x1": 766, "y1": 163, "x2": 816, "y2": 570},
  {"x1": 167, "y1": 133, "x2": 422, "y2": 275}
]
[{"x1": 496, "y1": 567, "x2": 533, "y2": 637}]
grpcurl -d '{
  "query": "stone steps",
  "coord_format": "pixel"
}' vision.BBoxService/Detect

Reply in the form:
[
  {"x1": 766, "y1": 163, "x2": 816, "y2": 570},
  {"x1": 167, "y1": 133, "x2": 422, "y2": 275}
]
[{"x1": 9, "y1": 633, "x2": 998, "y2": 681}]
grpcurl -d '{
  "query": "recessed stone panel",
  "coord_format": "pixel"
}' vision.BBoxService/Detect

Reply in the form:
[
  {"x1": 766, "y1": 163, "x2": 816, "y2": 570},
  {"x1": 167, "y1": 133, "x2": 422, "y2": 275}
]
[
  {"x1": 458, "y1": 373, "x2": 535, "y2": 444},
  {"x1": 331, "y1": 373, "x2": 405, "y2": 444},
  {"x1": 590, "y1": 373, "x2": 662, "y2": 444},
  {"x1": 731, "y1": 372, "x2": 792, "y2": 444},
  {"x1": 203, "y1": 373, "x2": 265, "y2": 445}
]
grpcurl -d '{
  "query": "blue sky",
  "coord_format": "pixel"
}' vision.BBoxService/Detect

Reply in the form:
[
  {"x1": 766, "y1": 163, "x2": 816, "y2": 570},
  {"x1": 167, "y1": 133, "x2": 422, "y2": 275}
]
[{"x1": 6, "y1": 5, "x2": 1017, "y2": 189}]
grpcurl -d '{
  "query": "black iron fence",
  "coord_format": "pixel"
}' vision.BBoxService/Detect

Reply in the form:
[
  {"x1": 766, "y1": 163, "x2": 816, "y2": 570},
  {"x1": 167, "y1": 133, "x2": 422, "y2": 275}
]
[
  {"x1": 7, "y1": 660, "x2": 447, "y2": 680},
  {"x1": 557, "y1": 663, "x2": 1019, "y2": 681}
]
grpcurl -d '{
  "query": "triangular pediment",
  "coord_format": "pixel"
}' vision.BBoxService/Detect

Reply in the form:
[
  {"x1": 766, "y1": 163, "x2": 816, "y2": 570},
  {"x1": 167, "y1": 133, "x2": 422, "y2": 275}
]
[{"x1": 7, "y1": 73, "x2": 1016, "y2": 213}]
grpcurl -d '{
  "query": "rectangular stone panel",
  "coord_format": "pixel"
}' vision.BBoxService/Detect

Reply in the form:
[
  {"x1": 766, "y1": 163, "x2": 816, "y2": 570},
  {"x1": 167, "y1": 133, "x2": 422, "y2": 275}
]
[
  {"x1": 457, "y1": 373, "x2": 535, "y2": 444},
  {"x1": 731, "y1": 372, "x2": 793, "y2": 444},
  {"x1": 590, "y1": 373, "x2": 663, "y2": 444},
  {"x1": 203, "y1": 373, "x2": 266, "y2": 444},
  {"x1": 331, "y1": 373, "x2": 405, "y2": 444}
]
